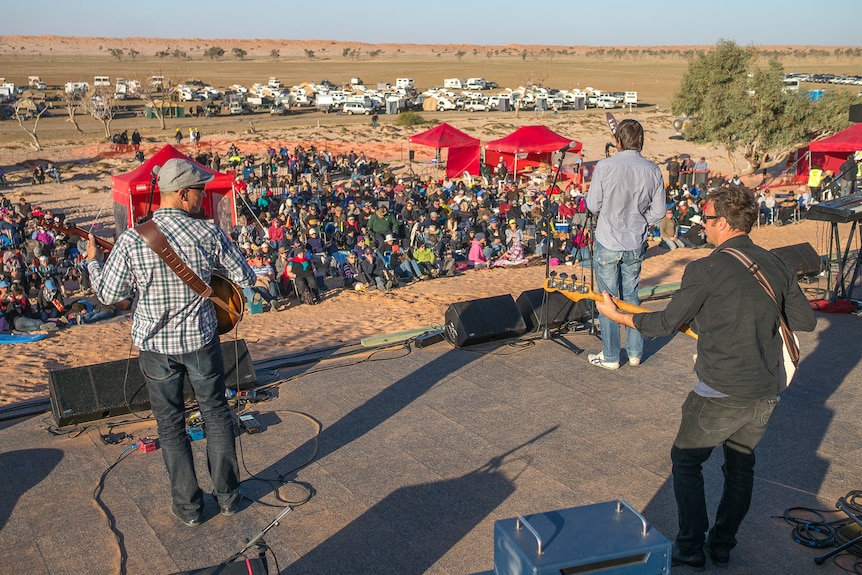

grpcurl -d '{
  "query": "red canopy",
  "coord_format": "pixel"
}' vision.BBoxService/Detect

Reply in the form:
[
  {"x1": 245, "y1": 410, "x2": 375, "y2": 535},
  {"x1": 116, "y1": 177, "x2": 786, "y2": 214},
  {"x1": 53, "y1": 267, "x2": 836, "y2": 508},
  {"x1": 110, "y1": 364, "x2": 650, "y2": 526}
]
[
  {"x1": 485, "y1": 125, "x2": 581, "y2": 180},
  {"x1": 801, "y1": 124, "x2": 862, "y2": 179},
  {"x1": 409, "y1": 122, "x2": 480, "y2": 148},
  {"x1": 111, "y1": 145, "x2": 237, "y2": 234},
  {"x1": 409, "y1": 123, "x2": 481, "y2": 178},
  {"x1": 485, "y1": 125, "x2": 580, "y2": 154}
]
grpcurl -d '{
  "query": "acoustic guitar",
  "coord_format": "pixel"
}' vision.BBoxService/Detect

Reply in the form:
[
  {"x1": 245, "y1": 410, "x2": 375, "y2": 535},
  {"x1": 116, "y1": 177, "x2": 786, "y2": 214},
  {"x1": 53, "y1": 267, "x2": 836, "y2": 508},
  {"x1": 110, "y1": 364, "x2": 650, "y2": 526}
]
[
  {"x1": 40, "y1": 219, "x2": 244, "y2": 334},
  {"x1": 542, "y1": 277, "x2": 697, "y2": 340}
]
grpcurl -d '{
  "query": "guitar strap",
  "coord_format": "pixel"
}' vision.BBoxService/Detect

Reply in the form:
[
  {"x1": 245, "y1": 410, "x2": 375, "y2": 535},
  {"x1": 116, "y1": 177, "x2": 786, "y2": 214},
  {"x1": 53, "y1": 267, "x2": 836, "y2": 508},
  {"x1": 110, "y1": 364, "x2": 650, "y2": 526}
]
[{"x1": 135, "y1": 220, "x2": 239, "y2": 318}]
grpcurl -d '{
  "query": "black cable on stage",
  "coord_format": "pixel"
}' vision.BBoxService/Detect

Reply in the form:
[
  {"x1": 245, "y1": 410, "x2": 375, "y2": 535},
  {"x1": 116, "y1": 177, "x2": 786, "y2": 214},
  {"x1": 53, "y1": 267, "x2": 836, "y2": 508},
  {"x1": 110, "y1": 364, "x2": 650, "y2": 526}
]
[{"x1": 93, "y1": 443, "x2": 139, "y2": 575}]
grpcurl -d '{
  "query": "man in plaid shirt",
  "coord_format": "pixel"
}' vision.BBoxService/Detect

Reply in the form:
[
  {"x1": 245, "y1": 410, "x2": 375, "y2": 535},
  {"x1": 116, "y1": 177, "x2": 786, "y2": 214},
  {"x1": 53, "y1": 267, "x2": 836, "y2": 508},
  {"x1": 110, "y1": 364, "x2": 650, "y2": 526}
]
[{"x1": 87, "y1": 158, "x2": 256, "y2": 527}]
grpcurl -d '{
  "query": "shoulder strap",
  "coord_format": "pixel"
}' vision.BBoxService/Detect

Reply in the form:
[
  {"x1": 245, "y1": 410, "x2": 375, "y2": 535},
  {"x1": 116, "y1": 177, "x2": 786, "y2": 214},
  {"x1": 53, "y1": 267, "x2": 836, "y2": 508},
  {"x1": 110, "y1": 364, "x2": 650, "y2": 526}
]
[
  {"x1": 720, "y1": 247, "x2": 800, "y2": 366},
  {"x1": 136, "y1": 220, "x2": 213, "y2": 298}
]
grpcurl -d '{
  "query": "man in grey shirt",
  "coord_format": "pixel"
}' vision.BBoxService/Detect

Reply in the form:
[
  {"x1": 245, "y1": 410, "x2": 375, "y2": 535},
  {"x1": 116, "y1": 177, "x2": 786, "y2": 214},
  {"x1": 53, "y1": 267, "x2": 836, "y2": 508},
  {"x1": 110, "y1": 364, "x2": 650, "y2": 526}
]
[{"x1": 586, "y1": 119, "x2": 665, "y2": 369}]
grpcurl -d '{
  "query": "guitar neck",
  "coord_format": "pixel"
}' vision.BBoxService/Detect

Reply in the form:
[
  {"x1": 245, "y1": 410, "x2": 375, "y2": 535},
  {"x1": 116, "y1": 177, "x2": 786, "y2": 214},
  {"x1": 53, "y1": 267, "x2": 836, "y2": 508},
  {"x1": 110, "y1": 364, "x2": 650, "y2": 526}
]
[
  {"x1": 40, "y1": 219, "x2": 115, "y2": 252},
  {"x1": 543, "y1": 279, "x2": 697, "y2": 339}
]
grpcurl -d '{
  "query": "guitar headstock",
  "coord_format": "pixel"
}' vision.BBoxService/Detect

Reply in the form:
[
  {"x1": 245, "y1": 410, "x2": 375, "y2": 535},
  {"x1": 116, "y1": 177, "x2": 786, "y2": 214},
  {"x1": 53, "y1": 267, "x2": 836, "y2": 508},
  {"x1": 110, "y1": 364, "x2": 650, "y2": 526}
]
[{"x1": 543, "y1": 274, "x2": 594, "y2": 300}]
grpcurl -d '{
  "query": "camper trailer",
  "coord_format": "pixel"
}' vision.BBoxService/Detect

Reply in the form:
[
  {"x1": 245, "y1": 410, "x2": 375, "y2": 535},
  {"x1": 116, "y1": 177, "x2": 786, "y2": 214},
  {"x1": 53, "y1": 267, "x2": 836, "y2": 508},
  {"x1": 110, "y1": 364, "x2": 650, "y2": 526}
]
[
  {"x1": 443, "y1": 78, "x2": 465, "y2": 90},
  {"x1": 395, "y1": 78, "x2": 414, "y2": 90},
  {"x1": 65, "y1": 81, "x2": 89, "y2": 94},
  {"x1": 28, "y1": 76, "x2": 47, "y2": 89},
  {"x1": 94, "y1": 76, "x2": 111, "y2": 87}
]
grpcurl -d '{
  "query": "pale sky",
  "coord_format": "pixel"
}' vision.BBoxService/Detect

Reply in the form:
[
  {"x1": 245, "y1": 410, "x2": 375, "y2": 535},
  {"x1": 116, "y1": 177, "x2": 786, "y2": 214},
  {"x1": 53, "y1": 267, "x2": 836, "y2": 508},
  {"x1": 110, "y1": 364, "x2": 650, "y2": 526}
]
[{"x1": 1, "y1": 0, "x2": 859, "y2": 46}]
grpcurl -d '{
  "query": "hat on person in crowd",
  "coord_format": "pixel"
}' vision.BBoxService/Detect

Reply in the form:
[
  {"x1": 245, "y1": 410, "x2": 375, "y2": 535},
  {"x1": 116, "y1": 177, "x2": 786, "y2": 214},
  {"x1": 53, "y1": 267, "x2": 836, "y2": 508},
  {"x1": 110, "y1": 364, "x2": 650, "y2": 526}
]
[
  {"x1": 39, "y1": 255, "x2": 48, "y2": 263},
  {"x1": 429, "y1": 211, "x2": 438, "y2": 219},
  {"x1": 308, "y1": 228, "x2": 318, "y2": 235},
  {"x1": 0, "y1": 280, "x2": 10, "y2": 289},
  {"x1": 347, "y1": 214, "x2": 356, "y2": 220},
  {"x1": 157, "y1": 158, "x2": 214, "y2": 193},
  {"x1": 475, "y1": 232, "x2": 485, "y2": 241},
  {"x1": 278, "y1": 247, "x2": 288, "y2": 255},
  {"x1": 508, "y1": 218, "x2": 517, "y2": 225},
  {"x1": 384, "y1": 233, "x2": 395, "y2": 242},
  {"x1": 489, "y1": 217, "x2": 498, "y2": 223},
  {"x1": 689, "y1": 215, "x2": 703, "y2": 224},
  {"x1": 250, "y1": 243, "x2": 261, "y2": 251},
  {"x1": 363, "y1": 247, "x2": 374, "y2": 255}
]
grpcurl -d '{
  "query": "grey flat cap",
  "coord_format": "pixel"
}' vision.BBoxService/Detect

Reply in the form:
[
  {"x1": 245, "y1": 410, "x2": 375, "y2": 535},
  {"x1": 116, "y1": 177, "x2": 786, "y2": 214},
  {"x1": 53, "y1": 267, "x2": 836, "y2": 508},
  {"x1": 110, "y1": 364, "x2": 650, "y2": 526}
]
[{"x1": 157, "y1": 158, "x2": 214, "y2": 193}]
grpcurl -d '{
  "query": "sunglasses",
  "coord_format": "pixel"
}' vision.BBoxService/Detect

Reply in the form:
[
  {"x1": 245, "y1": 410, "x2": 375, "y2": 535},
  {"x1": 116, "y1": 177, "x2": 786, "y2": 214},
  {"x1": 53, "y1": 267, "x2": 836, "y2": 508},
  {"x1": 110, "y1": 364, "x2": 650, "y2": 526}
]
[{"x1": 701, "y1": 214, "x2": 721, "y2": 221}]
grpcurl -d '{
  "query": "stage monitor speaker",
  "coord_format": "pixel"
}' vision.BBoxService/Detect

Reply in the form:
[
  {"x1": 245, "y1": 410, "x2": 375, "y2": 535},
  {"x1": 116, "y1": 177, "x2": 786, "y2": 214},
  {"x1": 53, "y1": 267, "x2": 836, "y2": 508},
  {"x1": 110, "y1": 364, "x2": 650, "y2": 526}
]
[
  {"x1": 49, "y1": 339, "x2": 256, "y2": 427},
  {"x1": 849, "y1": 103, "x2": 862, "y2": 124},
  {"x1": 409, "y1": 150, "x2": 415, "y2": 161},
  {"x1": 771, "y1": 242, "x2": 822, "y2": 277},
  {"x1": 444, "y1": 295, "x2": 527, "y2": 347},
  {"x1": 516, "y1": 288, "x2": 591, "y2": 332}
]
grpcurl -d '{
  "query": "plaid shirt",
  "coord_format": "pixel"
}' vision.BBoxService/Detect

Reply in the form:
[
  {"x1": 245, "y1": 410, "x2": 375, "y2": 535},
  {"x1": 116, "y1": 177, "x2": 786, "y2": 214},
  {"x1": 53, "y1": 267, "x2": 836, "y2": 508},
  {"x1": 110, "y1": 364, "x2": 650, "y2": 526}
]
[{"x1": 88, "y1": 209, "x2": 256, "y2": 355}]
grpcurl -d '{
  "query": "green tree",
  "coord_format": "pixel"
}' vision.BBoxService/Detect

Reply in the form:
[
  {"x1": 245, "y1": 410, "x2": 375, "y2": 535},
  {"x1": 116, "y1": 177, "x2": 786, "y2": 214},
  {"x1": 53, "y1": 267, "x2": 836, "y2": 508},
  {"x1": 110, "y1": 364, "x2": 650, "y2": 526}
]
[
  {"x1": 109, "y1": 48, "x2": 123, "y2": 61},
  {"x1": 305, "y1": 49, "x2": 315, "y2": 59},
  {"x1": 455, "y1": 50, "x2": 466, "y2": 62},
  {"x1": 270, "y1": 49, "x2": 280, "y2": 60},
  {"x1": 205, "y1": 46, "x2": 225, "y2": 60},
  {"x1": 232, "y1": 47, "x2": 247, "y2": 61},
  {"x1": 670, "y1": 40, "x2": 844, "y2": 174}
]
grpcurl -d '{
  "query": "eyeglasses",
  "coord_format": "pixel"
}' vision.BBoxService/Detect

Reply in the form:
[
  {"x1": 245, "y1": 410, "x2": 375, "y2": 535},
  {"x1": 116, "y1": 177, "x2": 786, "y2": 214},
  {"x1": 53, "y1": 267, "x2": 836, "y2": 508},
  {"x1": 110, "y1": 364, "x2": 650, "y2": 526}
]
[{"x1": 701, "y1": 214, "x2": 721, "y2": 221}]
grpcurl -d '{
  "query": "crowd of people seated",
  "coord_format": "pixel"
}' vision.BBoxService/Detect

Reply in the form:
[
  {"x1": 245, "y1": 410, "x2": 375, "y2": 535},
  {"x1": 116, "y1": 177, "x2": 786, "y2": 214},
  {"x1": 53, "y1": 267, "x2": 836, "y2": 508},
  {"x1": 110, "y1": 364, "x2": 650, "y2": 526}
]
[{"x1": 0, "y1": 193, "x2": 128, "y2": 333}]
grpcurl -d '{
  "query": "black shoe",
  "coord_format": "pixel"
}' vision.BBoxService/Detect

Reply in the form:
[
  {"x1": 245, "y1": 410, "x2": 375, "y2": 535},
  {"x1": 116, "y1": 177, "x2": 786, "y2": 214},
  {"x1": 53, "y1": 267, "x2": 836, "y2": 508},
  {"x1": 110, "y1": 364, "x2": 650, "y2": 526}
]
[
  {"x1": 671, "y1": 544, "x2": 706, "y2": 571},
  {"x1": 706, "y1": 544, "x2": 730, "y2": 568},
  {"x1": 220, "y1": 501, "x2": 239, "y2": 516},
  {"x1": 171, "y1": 508, "x2": 202, "y2": 527}
]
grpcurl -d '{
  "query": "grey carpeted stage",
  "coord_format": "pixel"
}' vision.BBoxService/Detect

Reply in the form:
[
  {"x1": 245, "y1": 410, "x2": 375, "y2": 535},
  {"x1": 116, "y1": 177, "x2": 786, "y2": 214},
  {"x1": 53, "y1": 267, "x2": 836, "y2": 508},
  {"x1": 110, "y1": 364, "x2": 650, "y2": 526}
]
[{"x1": 1, "y1": 306, "x2": 860, "y2": 574}]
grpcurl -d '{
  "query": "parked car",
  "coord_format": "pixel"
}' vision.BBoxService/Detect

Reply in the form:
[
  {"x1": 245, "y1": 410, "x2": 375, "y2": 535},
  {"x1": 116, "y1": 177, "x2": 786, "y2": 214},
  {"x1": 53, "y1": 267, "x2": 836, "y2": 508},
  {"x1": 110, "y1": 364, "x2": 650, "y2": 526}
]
[
  {"x1": 464, "y1": 99, "x2": 489, "y2": 112},
  {"x1": 342, "y1": 102, "x2": 372, "y2": 115},
  {"x1": 595, "y1": 95, "x2": 617, "y2": 109}
]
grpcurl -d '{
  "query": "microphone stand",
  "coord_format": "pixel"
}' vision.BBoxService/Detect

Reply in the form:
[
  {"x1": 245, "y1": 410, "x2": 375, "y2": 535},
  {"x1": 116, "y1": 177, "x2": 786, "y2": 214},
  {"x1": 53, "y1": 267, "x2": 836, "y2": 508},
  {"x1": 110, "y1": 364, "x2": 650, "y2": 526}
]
[{"x1": 541, "y1": 149, "x2": 569, "y2": 340}]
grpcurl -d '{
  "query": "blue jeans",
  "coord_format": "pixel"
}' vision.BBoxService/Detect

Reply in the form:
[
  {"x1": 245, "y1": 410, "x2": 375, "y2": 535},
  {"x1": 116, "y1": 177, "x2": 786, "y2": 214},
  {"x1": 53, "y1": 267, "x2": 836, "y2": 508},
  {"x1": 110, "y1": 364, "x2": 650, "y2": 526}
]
[
  {"x1": 138, "y1": 339, "x2": 240, "y2": 521},
  {"x1": 593, "y1": 241, "x2": 644, "y2": 363},
  {"x1": 671, "y1": 391, "x2": 778, "y2": 555},
  {"x1": 396, "y1": 260, "x2": 423, "y2": 278}
]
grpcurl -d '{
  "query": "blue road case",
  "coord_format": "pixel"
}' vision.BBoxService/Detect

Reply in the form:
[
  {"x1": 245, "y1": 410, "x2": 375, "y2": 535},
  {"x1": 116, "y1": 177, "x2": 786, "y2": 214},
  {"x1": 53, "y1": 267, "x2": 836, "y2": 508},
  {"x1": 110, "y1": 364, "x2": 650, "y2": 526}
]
[{"x1": 494, "y1": 500, "x2": 671, "y2": 575}]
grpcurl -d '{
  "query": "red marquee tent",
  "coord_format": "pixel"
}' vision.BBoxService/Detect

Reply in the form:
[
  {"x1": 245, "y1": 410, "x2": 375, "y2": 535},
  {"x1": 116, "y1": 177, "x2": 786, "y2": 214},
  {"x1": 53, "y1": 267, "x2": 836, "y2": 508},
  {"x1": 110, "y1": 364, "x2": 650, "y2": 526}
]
[
  {"x1": 111, "y1": 145, "x2": 237, "y2": 235},
  {"x1": 485, "y1": 125, "x2": 581, "y2": 179},
  {"x1": 409, "y1": 123, "x2": 481, "y2": 179},
  {"x1": 809, "y1": 123, "x2": 862, "y2": 174}
]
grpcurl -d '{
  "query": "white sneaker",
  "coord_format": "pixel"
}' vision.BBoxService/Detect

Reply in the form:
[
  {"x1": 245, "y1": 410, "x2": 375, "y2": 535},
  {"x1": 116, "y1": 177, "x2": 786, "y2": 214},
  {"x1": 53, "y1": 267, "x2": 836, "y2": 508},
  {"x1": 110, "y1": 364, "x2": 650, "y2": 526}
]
[
  {"x1": 588, "y1": 352, "x2": 619, "y2": 370},
  {"x1": 628, "y1": 357, "x2": 641, "y2": 367}
]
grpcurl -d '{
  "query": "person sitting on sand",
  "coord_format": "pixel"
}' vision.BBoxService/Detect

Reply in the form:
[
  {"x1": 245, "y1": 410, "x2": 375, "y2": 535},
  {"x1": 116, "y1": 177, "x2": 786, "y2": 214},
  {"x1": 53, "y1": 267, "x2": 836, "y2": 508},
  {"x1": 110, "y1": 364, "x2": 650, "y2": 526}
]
[
  {"x1": 468, "y1": 233, "x2": 490, "y2": 268},
  {"x1": 492, "y1": 238, "x2": 529, "y2": 267}
]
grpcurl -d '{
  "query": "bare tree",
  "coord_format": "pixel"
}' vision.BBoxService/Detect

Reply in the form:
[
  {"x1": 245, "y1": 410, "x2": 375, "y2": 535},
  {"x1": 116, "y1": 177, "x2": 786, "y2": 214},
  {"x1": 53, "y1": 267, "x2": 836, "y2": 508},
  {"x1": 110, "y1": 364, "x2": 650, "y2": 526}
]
[
  {"x1": 60, "y1": 90, "x2": 84, "y2": 134},
  {"x1": 138, "y1": 78, "x2": 175, "y2": 130},
  {"x1": 84, "y1": 86, "x2": 119, "y2": 139},
  {"x1": 13, "y1": 101, "x2": 49, "y2": 151}
]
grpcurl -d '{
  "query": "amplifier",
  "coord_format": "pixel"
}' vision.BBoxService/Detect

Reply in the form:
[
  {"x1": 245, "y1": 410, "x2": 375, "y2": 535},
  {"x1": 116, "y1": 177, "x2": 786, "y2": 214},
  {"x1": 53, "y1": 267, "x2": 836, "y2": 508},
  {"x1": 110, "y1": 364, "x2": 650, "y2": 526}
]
[
  {"x1": 49, "y1": 339, "x2": 256, "y2": 427},
  {"x1": 494, "y1": 500, "x2": 671, "y2": 575}
]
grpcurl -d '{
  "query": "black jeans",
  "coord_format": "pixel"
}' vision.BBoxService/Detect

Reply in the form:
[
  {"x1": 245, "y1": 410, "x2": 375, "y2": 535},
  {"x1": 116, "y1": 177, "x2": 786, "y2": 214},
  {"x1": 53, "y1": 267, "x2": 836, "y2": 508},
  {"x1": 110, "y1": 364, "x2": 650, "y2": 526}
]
[
  {"x1": 138, "y1": 339, "x2": 240, "y2": 520},
  {"x1": 671, "y1": 391, "x2": 778, "y2": 555}
]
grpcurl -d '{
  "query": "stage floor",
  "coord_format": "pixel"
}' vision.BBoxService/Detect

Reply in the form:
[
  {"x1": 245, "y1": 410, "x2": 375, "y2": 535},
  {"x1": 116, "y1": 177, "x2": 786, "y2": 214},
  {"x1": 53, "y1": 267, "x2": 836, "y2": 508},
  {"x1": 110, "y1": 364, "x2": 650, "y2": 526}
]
[{"x1": 1, "y1": 307, "x2": 860, "y2": 574}]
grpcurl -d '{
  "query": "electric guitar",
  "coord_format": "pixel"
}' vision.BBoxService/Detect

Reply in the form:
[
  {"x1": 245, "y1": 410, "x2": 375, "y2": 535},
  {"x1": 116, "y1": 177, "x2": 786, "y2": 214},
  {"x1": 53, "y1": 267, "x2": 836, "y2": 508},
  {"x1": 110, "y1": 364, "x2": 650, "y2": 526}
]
[
  {"x1": 40, "y1": 219, "x2": 244, "y2": 335},
  {"x1": 542, "y1": 276, "x2": 697, "y2": 340}
]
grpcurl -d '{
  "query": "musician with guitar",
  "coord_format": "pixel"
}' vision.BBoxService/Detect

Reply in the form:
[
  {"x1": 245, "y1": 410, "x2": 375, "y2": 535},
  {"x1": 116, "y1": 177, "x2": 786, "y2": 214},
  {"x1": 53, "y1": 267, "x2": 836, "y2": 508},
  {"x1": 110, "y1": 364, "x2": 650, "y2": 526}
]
[
  {"x1": 594, "y1": 186, "x2": 816, "y2": 569},
  {"x1": 86, "y1": 158, "x2": 256, "y2": 527}
]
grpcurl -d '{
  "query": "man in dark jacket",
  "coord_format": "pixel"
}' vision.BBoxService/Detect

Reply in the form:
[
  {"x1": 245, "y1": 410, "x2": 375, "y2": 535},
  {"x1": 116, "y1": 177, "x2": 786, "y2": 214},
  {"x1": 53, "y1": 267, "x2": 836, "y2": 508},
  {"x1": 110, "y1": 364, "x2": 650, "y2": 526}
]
[{"x1": 596, "y1": 186, "x2": 816, "y2": 570}]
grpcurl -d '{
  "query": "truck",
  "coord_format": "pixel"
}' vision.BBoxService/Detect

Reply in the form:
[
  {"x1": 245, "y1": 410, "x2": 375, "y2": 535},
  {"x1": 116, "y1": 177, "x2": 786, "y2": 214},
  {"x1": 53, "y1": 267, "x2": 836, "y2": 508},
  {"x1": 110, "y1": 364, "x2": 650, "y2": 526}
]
[
  {"x1": 465, "y1": 78, "x2": 487, "y2": 90},
  {"x1": 315, "y1": 93, "x2": 341, "y2": 113},
  {"x1": 443, "y1": 78, "x2": 465, "y2": 90},
  {"x1": 28, "y1": 76, "x2": 47, "y2": 89}
]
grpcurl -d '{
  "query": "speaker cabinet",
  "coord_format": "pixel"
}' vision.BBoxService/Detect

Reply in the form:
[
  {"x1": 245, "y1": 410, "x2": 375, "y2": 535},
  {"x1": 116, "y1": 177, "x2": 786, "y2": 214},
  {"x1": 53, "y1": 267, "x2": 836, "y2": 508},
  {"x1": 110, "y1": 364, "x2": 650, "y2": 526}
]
[
  {"x1": 49, "y1": 339, "x2": 256, "y2": 427},
  {"x1": 849, "y1": 103, "x2": 862, "y2": 124},
  {"x1": 771, "y1": 242, "x2": 822, "y2": 277},
  {"x1": 516, "y1": 288, "x2": 591, "y2": 332},
  {"x1": 444, "y1": 295, "x2": 527, "y2": 347}
]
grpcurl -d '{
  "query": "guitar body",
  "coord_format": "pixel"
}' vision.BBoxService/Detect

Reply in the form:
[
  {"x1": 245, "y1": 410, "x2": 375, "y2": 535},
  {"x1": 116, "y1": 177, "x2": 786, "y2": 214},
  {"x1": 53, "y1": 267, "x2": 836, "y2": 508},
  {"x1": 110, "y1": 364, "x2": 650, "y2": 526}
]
[
  {"x1": 543, "y1": 278, "x2": 698, "y2": 339},
  {"x1": 210, "y1": 273, "x2": 245, "y2": 335}
]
